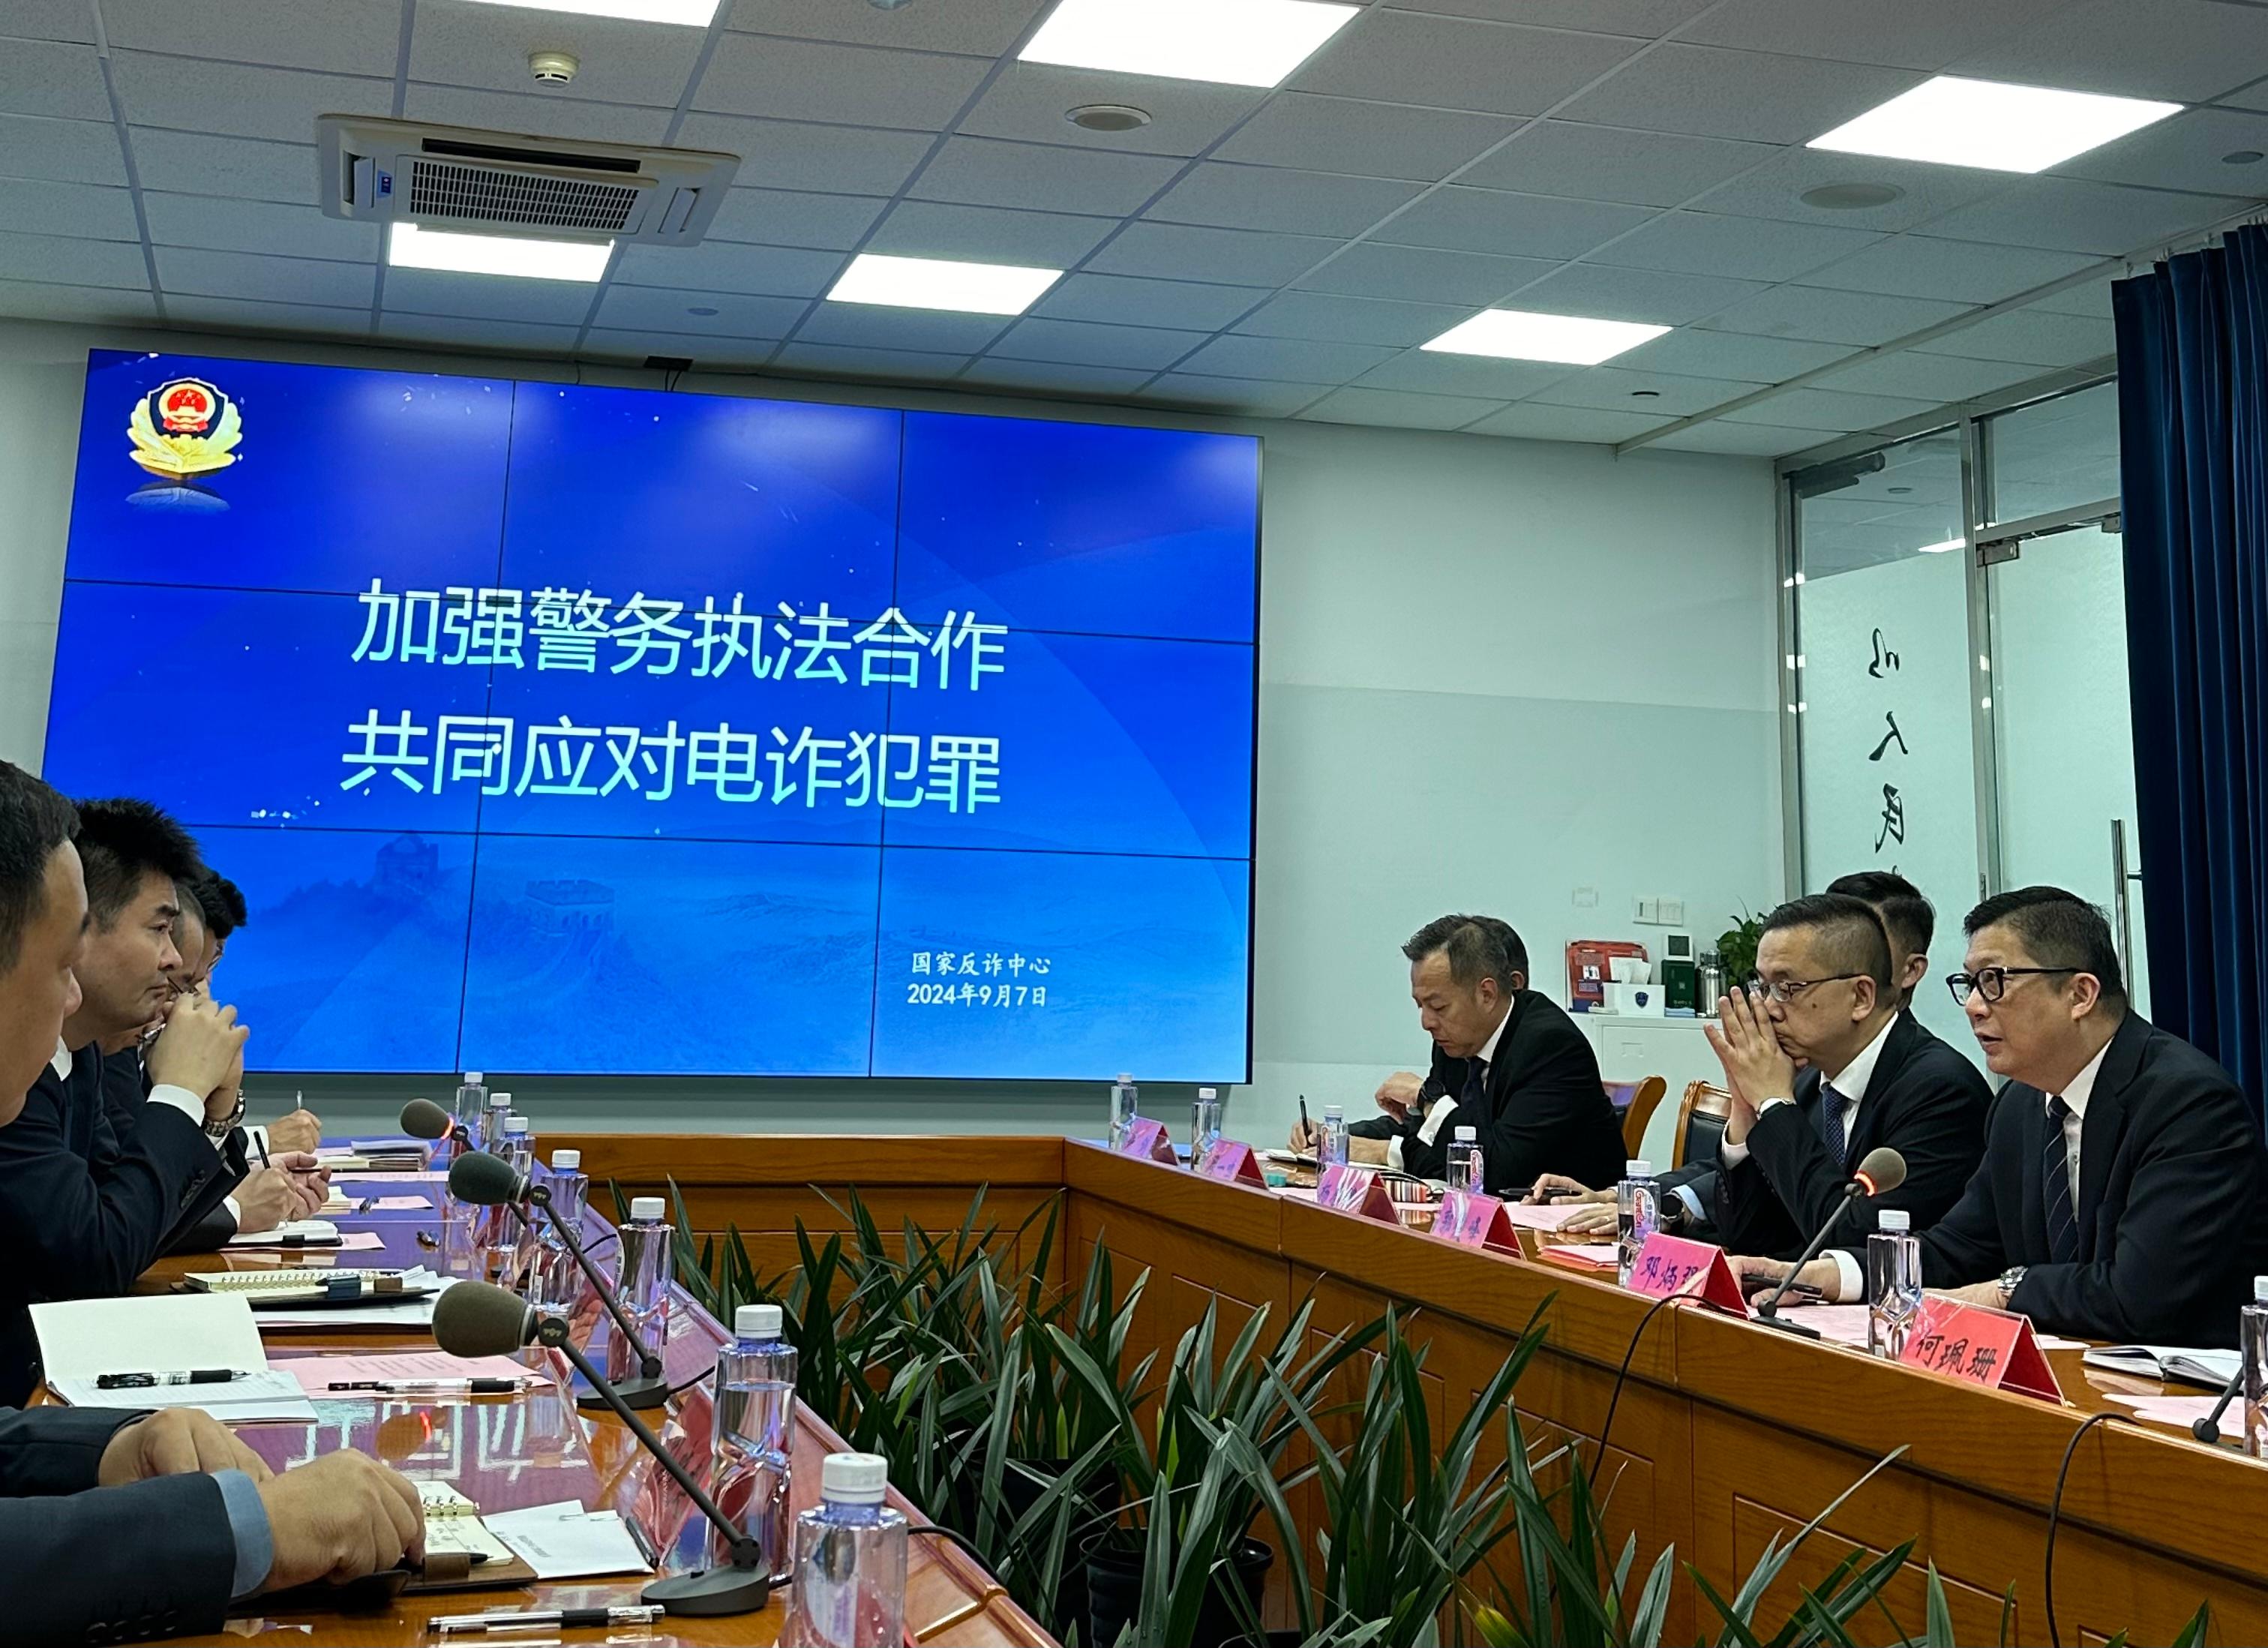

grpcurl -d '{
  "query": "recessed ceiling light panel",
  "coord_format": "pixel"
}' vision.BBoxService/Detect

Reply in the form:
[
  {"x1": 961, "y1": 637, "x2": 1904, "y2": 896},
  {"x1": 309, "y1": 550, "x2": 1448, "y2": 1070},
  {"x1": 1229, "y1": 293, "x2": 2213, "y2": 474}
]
[
  {"x1": 453, "y1": 0, "x2": 721, "y2": 23},
  {"x1": 388, "y1": 221, "x2": 612, "y2": 281},
  {"x1": 1422, "y1": 309, "x2": 1670, "y2": 366},
  {"x1": 1808, "y1": 76, "x2": 2180, "y2": 174},
  {"x1": 1022, "y1": 0, "x2": 1359, "y2": 88},
  {"x1": 827, "y1": 253, "x2": 1061, "y2": 316}
]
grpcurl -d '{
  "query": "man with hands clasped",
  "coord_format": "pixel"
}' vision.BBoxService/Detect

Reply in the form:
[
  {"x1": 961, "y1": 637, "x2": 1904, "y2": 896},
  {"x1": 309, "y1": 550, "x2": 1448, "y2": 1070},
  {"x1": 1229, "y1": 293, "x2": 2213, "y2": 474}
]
[
  {"x1": 1702, "y1": 894, "x2": 1988, "y2": 1265},
  {"x1": 0, "y1": 761, "x2": 424, "y2": 1641},
  {"x1": 1728, "y1": 887, "x2": 2268, "y2": 1346}
]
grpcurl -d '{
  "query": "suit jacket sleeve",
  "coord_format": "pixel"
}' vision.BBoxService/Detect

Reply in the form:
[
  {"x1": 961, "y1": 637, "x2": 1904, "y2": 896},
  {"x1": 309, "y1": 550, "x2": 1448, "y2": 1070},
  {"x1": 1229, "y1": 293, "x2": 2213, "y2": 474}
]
[
  {"x1": 1908, "y1": 1105, "x2": 2014, "y2": 1294},
  {"x1": 0, "y1": 1408, "x2": 236, "y2": 1642},
  {"x1": 162, "y1": 1130, "x2": 248, "y2": 1255},
  {"x1": 1478, "y1": 1009, "x2": 1617, "y2": 1194},
  {"x1": 1348, "y1": 1054, "x2": 1454, "y2": 1146},
  {"x1": 2009, "y1": 1085, "x2": 2264, "y2": 1343},
  {"x1": 0, "y1": 1067, "x2": 224, "y2": 1303}
]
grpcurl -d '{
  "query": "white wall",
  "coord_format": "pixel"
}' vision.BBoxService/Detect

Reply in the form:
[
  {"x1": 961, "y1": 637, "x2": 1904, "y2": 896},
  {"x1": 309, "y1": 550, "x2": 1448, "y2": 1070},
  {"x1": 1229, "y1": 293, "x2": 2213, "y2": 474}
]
[{"x1": 0, "y1": 317, "x2": 1782, "y2": 1141}]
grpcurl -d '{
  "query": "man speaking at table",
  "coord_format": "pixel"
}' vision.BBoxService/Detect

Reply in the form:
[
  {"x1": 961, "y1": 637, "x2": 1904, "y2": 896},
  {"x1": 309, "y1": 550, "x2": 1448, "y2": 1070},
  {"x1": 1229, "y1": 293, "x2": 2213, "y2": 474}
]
[
  {"x1": 0, "y1": 759, "x2": 424, "y2": 1641},
  {"x1": 1702, "y1": 893, "x2": 1989, "y2": 1259},
  {"x1": 1735, "y1": 887, "x2": 2268, "y2": 1346},
  {"x1": 1295, "y1": 915, "x2": 1624, "y2": 1195}
]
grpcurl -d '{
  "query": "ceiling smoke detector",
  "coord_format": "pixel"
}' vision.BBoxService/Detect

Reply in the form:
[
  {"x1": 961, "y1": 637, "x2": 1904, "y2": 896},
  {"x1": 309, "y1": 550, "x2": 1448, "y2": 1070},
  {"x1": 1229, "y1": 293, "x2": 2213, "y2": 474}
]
[
  {"x1": 530, "y1": 50, "x2": 580, "y2": 85},
  {"x1": 1068, "y1": 104, "x2": 1153, "y2": 133}
]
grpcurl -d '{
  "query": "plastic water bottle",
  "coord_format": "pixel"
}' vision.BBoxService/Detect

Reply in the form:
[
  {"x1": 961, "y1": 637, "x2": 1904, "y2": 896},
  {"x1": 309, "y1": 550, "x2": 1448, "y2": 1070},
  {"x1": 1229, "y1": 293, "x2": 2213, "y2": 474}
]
[
  {"x1": 1190, "y1": 1088, "x2": 1223, "y2": 1159},
  {"x1": 711, "y1": 1303, "x2": 798, "y2": 1582},
  {"x1": 1445, "y1": 1125, "x2": 1484, "y2": 1194},
  {"x1": 1866, "y1": 1209, "x2": 1923, "y2": 1359},
  {"x1": 450, "y1": 1071, "x2": 486, "y2": 1154},
  {"x1": 1108, "y1": 1074, "x2": 1138, "y2": 1148},
  {"x1": 1616, "y1": 1160, "x2": 1659, "y2": 1286},
  {"x1": 610, "y1": 1195, "x2": 674, "y2": 1384},
  {"x1": 481, "y1": 1115, "x2": 534, "y2": 1287},
  {"x1": 779, "y1": 1454, "x2": 908, "y2": 1648},
  {"x1": 536, "y1": 1148, "x2": 589, "y2": 1313},
  {"x1": 2243, "y1": 1277, "x2": 2268, "y2": 1458},
  {"x1": 1318, "y1": 1104, "x2": 1350, "y2": 1169},
  {"x1": 481, "y1": 1091, "x2": 512, "y2": 1155}
]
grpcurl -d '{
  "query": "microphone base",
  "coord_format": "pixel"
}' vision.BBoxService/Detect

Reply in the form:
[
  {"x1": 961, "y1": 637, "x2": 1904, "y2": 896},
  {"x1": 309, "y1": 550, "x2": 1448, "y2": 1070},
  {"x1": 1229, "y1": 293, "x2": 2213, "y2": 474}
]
[
  {"x1": 572, "y1": 1369, "x2": 671, "y2": 1411},
  {"x1": 643, "y1": 1562, "x2": 771, "y2": 1617},
  {"x1": 1751, "y1": 1311, "x2": 1822, "y2": 1341}
]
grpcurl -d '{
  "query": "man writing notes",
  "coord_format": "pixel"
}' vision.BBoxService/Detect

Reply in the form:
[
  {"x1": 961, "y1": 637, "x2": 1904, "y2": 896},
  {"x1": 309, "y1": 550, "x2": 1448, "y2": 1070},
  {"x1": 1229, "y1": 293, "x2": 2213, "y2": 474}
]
[
  {"x1": 1736, "y1": 887, "x2": 2268, "y2": 1346},
  {"x1": 1702, "y1": 894, "x2": 1989, "y2": 1259},
  {"x1": 0, "y1": 760, "x2": 423, "y2": 1640},
  {"x1": 1294, "y1": 916, "x2": 1624, "y2": 1196}
]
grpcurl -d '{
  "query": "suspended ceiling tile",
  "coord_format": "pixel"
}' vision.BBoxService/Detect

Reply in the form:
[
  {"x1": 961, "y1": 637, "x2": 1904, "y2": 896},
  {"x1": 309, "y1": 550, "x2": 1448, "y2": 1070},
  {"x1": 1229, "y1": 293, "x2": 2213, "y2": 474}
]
[
  {"x1": 105, "y1": 0, "x2": 401, "y2": 76},
  {"x1": 0, "y1": 178, "x2": 140, "y2": 243},
  {"x1": 1953, "y1": 0, "x2": 2268, "y2": 101},
  {"x1": 156, "y1": 245, "x2": 376, "y2": 308},
  {"x1": 128, "y1": 132, "x2": 314, "y2": 205},
  {"x1": 1214, "y1": 95, "x2": 1521, "y2": 184},
  {"x1": 0, "y1": 277, "x2": 158, "y2": 324},
  {"x1": 1086, "y1": 222, "x2": 1340, "y2": 285},
  {"x1": 1612, "y1": 327, "x2": 1857, "y2": 380},
  {"x1": 1140, "y1": 374, "x2": 1322, "y2": 416},
  {"x1": 1464, "y1": 401, "x2": 1678, "y2": 443},
  {"x1": 408, "y1": 5, "x2": 706, "y2": 106},
  {"x1": 1701, "y1": 282, "x2": 1974, "y2": 345},
  {"x1": 1908, "y1": 307, "x2": 2116, "y2": 367},
  {"x1": 1591, "y1": 209, "x2": 1885, "y2": 282},
  {"x1": 142, "y1": 194, "x2": 378, "y2": 263},
  {"x1": 1916, "y1": 176, "x2": 2254, "y2": 257},
  {"x1": 767, "y1": 339, "x2": 975, "y2": 380},
  {"x1": 1372, "y1": 185, "x2": 1655, "y2": 260},
  {"x1": 986, "y1": 315, "x2": 1210, "y2": 369},
  {"x1": 589, "y1": 285, "x2": 808, "y2": 338},
  {"x1": 1645, "y1": 418, "x2": 1825, "y2": 455},
  {"x1": 1173, "y1": 332, "x2": 1400, "y2": 385},
  {"x1": 1394, "y1": 0, "x2": 1714, "y2": 35},
  {"x1": 614, "y1": 239, "x2": 847, "y2": 297},
  {"x1": 1687, "y1": 146, "x2": 2015, "y2": 234},
  {"x1": 1796, "y1": 235, "x2": 2102, "y2": 305},
  {"x1": 1719, "y1": 384, "x2": 1943, "y2": 431},
  {"x1": 1292, "y1": 241, "x2": 1558, "y2": 305},
  {"x1": 1526, "y1": 364, "x2": 1766, "y2": 416},
  {"x1": 791, "y1": 302, "x2": 1010, "y2": 354},
  {"x1": 725, "y1": 0, "x2": 1048, "y2": 56},
  {"x1": 580, "y1": 329, "x2": 778, "y2": 369},
  {"x1": 1352, "y1": 349, "x2": 1577, "y2": 399},
  {"x1": 382, "y1": 266, "x2": 599, "y2": 324},
  {"x1": 908, "y1": 137, "x2": 1184, "y2": 217},
  {"x1": 956, "y1": 63, "x2": 1264, "y2": 158},
  {"x1": 0, "y1": 228, "x2": 149, "y2": 287},
  {"x1": 1676, "y1": 0, "x2": 2072, "y2": 71},
  {"x1": 693, "y1": 35, "x2": 990, "y2": 129},
  {"x1": 867, "y1": 199, "x2": 1118, "y2": 266},
  {"x1": 110, "y1": 53, "x2": 392, "y2": 143},
  {"x1": 1291, "y1": 11, "x2": 1642, "y2": 118},
  {"x1": 1146, "y1": 163, "x2": 1424, "y2": 239},
  {"x1": 956, "y1": 358, "x2": 1154, "y2": 396},
  {"x1": 0, "y1": 115, "x2": 128, "y2": 187},
  {"x1": 164, "y1": 294, "x2": 374, "y2": 338},
  {"x1": 1558, "y1": 44, "x2": 1923, "y2": 144},
  {"x1": 376, "y1": 312, "x2": 583, "y2": 353},
  {"x1": 674, "y1": 114, "x2": 937, "y2": 197},
  {"x1": 1507, "y1": 261, "x2": 1770, "y2": 325},
  {"x1": 1459, "y1": 120, "x2": 1778, "y2": 208},
  {"x1": 1232, "y1": 290, "x2": 1473, "y2": 347},
  {"x1": 705, "y1": 188, "x2": 890, "y2": 251},
  {"x1": 1031, "y1": 272, "x2": 1269, "y2": 331},
  {"x1": 2056, "y1": 107, "x2": 2268, "y2": 197},
  {"x1": 1813, "y1": 349, "x2": 2056, "y2": 401},
  {"x1": 1296, "y1": 386, "x2": 1504, "y2": 429},
  {"x1": 400, "y1": 83, "x2": 674, "y2": 145}
]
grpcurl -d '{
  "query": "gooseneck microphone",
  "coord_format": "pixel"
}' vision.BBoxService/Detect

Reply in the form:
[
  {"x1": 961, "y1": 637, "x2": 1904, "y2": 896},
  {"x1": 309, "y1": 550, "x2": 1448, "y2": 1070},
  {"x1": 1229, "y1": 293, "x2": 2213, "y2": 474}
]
[
  {"x1": 1753, "y1": 1146, "x2": 1909, "y2": 1338},
  {"x1": 434, "y1": 1283, "x2": 769, "y2": 1617},
  {"x1": 447, "y1": 1150, "x2": 669, "y2": 1410},
  {"x1": 400, "y1": 1097, "x2": 468, "y2": 1147}
]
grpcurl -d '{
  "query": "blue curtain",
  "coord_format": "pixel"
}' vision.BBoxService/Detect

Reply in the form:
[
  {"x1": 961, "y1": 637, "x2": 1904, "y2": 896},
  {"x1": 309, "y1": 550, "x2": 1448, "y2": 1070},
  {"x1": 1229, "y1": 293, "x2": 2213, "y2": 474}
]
[{"x1": 2114, "y1": 224, "x2": 2268, "y2": 1118}]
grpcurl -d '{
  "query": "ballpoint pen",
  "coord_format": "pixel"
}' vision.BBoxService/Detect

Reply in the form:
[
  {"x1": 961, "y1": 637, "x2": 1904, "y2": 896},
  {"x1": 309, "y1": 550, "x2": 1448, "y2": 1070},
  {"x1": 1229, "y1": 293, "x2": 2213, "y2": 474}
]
[
  {"x1": 96, "y1": 1369, "x2": 248, "y2": 1388},
  {"x1": 428, "y1": 1604, "x2": 665, "y2": 1634},
  {"x1": 328, "y1": 1377, "x2": 532, "y2": 1394}
]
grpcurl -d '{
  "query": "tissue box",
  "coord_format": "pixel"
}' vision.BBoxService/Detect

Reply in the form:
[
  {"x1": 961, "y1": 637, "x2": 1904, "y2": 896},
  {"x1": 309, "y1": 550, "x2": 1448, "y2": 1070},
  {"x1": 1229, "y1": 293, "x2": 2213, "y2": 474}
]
[{"x1": 1600, "y1": 981, "x2": 1667, "y2": 1016}]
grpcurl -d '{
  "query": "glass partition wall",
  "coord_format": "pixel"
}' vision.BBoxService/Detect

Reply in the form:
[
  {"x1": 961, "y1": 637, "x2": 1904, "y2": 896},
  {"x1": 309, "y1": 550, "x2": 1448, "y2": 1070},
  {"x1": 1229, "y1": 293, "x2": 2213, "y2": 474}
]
[{"x1": 1782, "y1": 376, "x2": 2144, "y2": 1037}]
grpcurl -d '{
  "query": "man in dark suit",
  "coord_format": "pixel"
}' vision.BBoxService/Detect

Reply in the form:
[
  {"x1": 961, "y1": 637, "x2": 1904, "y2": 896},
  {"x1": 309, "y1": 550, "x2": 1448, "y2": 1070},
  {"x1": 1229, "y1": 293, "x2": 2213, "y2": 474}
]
[
  {"x1": 1294, "y1": 914, "x2": 1624, "y2": 1196},
  {"x1": 1736, "y1": 887, "x2": 2268, "y2": 1346},
  {"x1": 1827, "y1": 869, "x2": 1935, "y2": 1012},
  {"x1": 0, "y1": 798, "x2": 257, "y2": 1404},
  {"x1": 0, "y1": 759, "x2": 424, "y2": 1638},
  {"x1": 1705, "y1": 893, "x2": 1990, "y2": 1261}
]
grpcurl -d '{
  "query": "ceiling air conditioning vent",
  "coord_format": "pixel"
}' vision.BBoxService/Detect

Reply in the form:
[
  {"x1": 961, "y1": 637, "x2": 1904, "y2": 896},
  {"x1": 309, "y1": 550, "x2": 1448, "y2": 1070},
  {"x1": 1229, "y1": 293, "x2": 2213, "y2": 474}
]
[{"x1": 315, "y1": 116, "x2": 737, "y2": 248}]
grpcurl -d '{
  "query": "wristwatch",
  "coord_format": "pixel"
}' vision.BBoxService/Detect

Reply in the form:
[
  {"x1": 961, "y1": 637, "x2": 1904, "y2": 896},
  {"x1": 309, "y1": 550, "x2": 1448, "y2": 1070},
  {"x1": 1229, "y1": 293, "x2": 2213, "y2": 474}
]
[
  {"x1": 204, "y1": 1088, "x2": 247, "y2": 1142},
  {"x1": 1997, "y1": 1265, "x2": 2027, "y2": 1309}
]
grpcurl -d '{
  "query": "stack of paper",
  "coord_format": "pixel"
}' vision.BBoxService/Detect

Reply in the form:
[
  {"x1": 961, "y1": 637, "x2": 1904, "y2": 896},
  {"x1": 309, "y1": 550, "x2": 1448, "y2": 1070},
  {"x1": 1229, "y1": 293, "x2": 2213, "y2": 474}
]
[
  {"x1": 485, "y1": 1501, "x2": 653, "y2": 1580},
  {"x1": 31, "y1": 1295, "x2": 317, "y2": 1422}
]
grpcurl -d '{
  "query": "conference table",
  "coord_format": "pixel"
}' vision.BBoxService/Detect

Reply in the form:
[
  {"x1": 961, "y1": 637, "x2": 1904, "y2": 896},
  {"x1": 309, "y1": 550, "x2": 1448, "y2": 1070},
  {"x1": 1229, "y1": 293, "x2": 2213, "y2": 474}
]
[
  {"x1": 102, "y1": 1178, "x2": 1050, "y2": 1648},
  {"x1": 554, "y1": 1131, "x2": 2268, "y2": 1648}
]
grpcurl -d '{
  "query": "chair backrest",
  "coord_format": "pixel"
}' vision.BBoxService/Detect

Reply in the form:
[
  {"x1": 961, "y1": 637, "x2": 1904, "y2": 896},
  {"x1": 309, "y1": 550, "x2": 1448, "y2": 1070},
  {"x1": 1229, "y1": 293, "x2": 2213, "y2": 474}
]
[
  {"x1": 1603, "y1": 1076, "x2": 1669, "y2": 1160},
  {"x1": 1673, "y1": 1080, "x2": 1735, "y2": 1169}
]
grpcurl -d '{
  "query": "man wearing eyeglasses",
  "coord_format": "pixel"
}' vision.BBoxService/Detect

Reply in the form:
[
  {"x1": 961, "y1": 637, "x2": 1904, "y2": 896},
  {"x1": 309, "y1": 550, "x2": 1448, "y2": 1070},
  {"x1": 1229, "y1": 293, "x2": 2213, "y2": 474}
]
[
  {"x1": 1705, "y1": 893, "x2": 1989, "y2": 1263},
  {"x1": 1734, "y1": 886, "x2": 2268, "y2": 1345}
]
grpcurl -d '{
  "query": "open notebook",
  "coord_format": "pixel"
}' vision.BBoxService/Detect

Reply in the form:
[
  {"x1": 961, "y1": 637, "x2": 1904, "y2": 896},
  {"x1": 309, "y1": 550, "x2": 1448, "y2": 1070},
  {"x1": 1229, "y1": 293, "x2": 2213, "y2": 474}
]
[{"x1": 2080, "y1": 1345, "x2": 2241, "y2": 1389}]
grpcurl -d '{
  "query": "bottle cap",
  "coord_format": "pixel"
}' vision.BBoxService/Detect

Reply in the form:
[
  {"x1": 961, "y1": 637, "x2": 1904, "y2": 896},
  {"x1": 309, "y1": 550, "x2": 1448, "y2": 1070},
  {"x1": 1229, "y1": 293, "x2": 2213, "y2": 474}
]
[
  {"x1": 502, "y1": 1116, "x2": 530, "y2": 1136},
  {"x1": 736, "y1": 1303, "x2": 785, "y2": 1339},
  {"x1": 1625, "y1": 1159, "x2": 1652, "y2": 1177},
  {"x1": 1455, "y1": 1126, "x2": 1478, "y2": 1142},
  {"x1": 1198, "y1": 1087, "x2": 1217, "y2": 1100},
  {"x1": 1322, "y1": 1103, "x2": 1343, "y2": 1117},
  {"x1": 1118, "y1": 1073, "x2": 1133, "y2": 1084},
  {"x1": 488, "y1": 1093, "x2": 512, "y2": 1109},
  {"x1": 1878, "y1": 1209, "x2": 1911, "y2": 1232},
  {"x1": 462, "y1": 1072, "x2": 484, "y2": 1085},
  {"x1": 2256, "y1": 1276, "x2": 2268, "y2": 1303},
  {"x1": 551, "y1": 1149, "x2": 581, "y2": 1172},
  {"x1": 821, "y1": 1452, "x2": 890, "y2": 1503},
  {"x1": 629, "y1": 1196, "x2": 666, "y2": 1223}
]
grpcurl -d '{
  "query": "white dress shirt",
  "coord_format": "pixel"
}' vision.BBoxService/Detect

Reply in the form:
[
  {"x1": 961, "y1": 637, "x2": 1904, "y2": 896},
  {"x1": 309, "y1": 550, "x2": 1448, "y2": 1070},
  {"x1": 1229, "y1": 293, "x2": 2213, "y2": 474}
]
[
  {"x1": 2048, "y1": 1040, "x2": 2110, "y2": 1209},
  {"x1": 1389, "y1": 1001, "x2": 1514, "y2": 1176}
]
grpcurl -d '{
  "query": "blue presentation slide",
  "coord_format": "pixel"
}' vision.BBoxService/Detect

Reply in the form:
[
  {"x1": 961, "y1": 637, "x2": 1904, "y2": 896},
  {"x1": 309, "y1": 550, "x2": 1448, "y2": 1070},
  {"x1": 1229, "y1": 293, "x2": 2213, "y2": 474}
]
[{"x1": 45, "y1": 351, "x2": 1259, "y2": 1081}]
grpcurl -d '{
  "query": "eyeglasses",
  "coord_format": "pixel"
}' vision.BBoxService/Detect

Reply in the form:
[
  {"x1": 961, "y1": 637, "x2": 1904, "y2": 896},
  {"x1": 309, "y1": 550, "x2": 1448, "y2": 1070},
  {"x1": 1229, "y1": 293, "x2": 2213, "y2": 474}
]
[
  {"x1": 1742, "y1": 971, "x2": 1863, "y2": 1004},
  {"x1": 1945, "y1": 966, "x2": 2078, "y2": 1005}
]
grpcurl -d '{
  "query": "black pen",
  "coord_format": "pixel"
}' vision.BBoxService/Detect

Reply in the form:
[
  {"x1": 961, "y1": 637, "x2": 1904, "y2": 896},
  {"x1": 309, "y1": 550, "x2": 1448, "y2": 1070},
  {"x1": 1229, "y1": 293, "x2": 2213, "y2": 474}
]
[
  {"x1": 428, "y1": 1604, "x2": 664, "y2": 1634},
  {"x1": 96, "y1": 1369, "x2": 247, "y2": 1388},
  {"x1": 1298, "y1": 1094, "x2": 1312, "y2": 1147},
  {"x1": 254, "y1": 1132, "x2": 272, "y2": 1170}
]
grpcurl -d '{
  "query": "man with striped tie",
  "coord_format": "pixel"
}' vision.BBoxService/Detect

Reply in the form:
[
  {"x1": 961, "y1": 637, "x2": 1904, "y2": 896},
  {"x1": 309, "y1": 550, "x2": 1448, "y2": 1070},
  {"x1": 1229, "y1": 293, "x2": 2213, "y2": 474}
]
[{"x1": 1733, "y1": 887, "x2": 2268, "y2": 1346}]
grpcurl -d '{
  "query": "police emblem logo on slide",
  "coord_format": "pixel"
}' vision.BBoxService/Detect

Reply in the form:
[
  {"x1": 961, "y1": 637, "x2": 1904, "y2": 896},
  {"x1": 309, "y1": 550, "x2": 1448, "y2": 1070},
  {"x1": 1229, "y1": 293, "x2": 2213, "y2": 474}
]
[{"x1": 128, "y1": 377, "x2": 244, "y2": 480}]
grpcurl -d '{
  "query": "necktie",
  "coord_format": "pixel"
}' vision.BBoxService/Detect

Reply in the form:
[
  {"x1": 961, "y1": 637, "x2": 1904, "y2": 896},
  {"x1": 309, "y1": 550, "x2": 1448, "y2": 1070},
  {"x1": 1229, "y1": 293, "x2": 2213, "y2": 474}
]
[
  {"x1": 1462, "y1": 1058, "x2": 1487, "y2": 1107},
  {"x1": 2043, "y1": 1096, "x2": 2079, "y2": 1264},
  {"x1": 1819, "y1": 1082, "x2": 1849, "y2": 1172}
]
